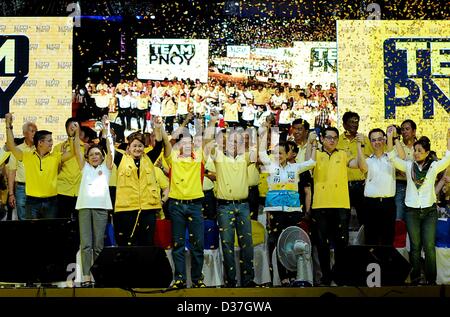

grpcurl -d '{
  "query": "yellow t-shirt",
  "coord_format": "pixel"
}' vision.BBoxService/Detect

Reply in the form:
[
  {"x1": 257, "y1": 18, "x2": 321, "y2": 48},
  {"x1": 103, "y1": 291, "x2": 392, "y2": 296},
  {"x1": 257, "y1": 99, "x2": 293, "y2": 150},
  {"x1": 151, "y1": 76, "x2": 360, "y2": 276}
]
[
  {"x1": 312, "y1": 150, "x2": 350, "y2": 209},
  {"x1": 337, "y1": 133, "x2": 372, "y2": 182},
  {"x1": 214, "y1": 151, "x2": 249, "y2": 200},
  {"x1": 22, "y1": 151, "x2": 62, "y2": 198},
  {"x1": 167, "y1": 148, "x2": 204, "y2": 200}
]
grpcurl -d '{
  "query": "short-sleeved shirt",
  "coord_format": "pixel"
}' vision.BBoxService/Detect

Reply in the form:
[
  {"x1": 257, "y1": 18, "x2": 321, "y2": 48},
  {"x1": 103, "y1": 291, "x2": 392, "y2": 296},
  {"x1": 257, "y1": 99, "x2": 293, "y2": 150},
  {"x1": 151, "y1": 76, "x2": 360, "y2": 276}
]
[{"x1": 22, "y1": 151, "x2": 62, "y2": 197}]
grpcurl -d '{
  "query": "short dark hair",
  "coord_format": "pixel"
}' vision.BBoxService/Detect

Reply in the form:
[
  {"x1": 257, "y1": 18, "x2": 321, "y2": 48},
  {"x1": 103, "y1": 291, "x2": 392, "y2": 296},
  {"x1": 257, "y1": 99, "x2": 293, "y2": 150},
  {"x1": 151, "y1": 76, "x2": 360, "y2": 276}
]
[
  {"x1": 368, "y1": 128, "x2": 386, "y2": 140},
  {"x1": 291, "y1": 118, "x2": 310, "y2": 131},
  {"x1": 33, "y1": 130, "x2": 52, "y2": 147},
  {"x1": 65, "y1": 117, "x2": 79, "y2": 130},
  {"x1": 401, "y1": 119, "x2": 417, "y2": 131},
  {"x1": 414, "y1": 136, "x2": 431, "y2": 152},
  {"x1": 321, "y1": 127, "x2": 339, "y2": 138},
  {"x1": 342, "y1": 111, "x2": 360, "y2": 124},
  {"x1": 80, "y1": 126, "x2": 97, "y2": 143},
  {"x1": 286, "y1": 140, "x2": 299, "y2": 154},
  {"x1": 278, "y1": 141, "x2": 291, "y2": 154}
]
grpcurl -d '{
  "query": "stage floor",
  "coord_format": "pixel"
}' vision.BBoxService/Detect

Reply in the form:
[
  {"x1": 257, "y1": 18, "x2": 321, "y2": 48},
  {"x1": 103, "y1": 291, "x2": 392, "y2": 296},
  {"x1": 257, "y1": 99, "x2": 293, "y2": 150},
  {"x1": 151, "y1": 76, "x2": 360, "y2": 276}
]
[{"x1": 0, "y1": 285, "x2": 447, "y2": 297}]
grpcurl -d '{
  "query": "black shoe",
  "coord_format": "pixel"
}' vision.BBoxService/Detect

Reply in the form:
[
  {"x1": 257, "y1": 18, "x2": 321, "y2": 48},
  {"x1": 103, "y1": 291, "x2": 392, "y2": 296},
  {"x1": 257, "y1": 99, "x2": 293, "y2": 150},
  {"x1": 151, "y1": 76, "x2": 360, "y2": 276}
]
[
  {"x1": 192, "y1": 280, "x2": 206, "y2": 288},
  {"x1": 168, "y1": 280, "x2": 186, "y2": 290},
  {"x1": 224, "y1": 281, "x2": 237, "y2": 288},
  {"x1": 242, "y1": 281, "x2": 259, "y2": 288}
]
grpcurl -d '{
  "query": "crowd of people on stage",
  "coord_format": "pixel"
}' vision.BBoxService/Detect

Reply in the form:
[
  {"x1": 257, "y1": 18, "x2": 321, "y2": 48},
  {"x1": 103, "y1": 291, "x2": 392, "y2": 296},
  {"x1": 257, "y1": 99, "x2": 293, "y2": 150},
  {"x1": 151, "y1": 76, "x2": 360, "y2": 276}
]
[{"x1": 1, "y1": 76, "x2": 449, "y2": 289}]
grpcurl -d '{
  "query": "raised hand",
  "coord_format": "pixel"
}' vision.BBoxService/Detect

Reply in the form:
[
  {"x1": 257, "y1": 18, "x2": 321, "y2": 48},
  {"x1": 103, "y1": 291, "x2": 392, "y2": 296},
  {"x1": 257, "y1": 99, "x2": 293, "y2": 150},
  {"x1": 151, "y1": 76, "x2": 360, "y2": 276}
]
[
  {"x1": 5, "y1": 113, "x2": 13, "y2": 126},
  {"x1": 153, "y1": 116, "x2": 163, "y2": 130},
  {"x1": 356, "y1": 132, "x2": 365, "y2": 144},
  {"x1": 308, "y1": 131, "x2": 318, "y2": 144},
  {"x1": 386, "y1": 125, "x2": 395, "y2": 138},
  {"x1": 73, "y1": 122, "x2": 80, "y2": 137},
  {"x1": 209, "y1": 109, "x2": 219, "y2": 122}
]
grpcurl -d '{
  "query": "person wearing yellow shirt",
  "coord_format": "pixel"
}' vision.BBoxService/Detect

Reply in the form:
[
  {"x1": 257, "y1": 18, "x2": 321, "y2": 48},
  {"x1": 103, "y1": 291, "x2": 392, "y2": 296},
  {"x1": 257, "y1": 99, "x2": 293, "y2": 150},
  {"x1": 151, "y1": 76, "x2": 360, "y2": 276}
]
[
  {"x1": 312, "y1": 127, "x2": 363, "y2": 286},
  {"x1": 5, "y1": 113, "x2": 74, "y2": 219},
  {"x1": 6, "y1": 121, "x2": 37, "y2": 220},
  {"x1": 55, "y1": 118, "x2": 87, "y2": 220},
  {"x1": 166, "y1": 127, "x2": 206, "y2": 289},
  {"x1": 112, "y1": 117, "x2": 167, "y2": 247},
  {"x1": 208, "y1": 122, "x2": 256, "y2": 288},
  {"x1": 337, "y1": 111, "x2": 372, "y2": 229}
]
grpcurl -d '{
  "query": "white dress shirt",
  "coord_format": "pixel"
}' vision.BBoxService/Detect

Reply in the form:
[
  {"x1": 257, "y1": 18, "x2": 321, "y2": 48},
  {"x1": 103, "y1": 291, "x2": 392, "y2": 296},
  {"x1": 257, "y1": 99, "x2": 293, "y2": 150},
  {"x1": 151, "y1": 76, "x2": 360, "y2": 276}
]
[
  {"x1": 389, "y1": 150, "x2": 450, "y2": 208},
  {"x1": 364, "y1": 153, "x2": 396, "y2": 198}
]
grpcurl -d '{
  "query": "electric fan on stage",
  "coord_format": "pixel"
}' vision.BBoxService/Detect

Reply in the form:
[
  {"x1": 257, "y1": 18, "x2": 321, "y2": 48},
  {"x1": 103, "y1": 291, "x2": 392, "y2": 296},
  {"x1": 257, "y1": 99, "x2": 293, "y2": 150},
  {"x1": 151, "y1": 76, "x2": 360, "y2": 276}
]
[{"x1": 277, "y1": 226, "x2": 313, "y2": 287}]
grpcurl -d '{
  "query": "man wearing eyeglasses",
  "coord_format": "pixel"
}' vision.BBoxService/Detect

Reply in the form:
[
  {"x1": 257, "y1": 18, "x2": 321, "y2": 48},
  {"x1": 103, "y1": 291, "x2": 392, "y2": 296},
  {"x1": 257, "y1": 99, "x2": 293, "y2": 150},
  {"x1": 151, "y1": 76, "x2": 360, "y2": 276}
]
[
  {"x1": 311, "y1": 127, "x2": 363, "y2": 286},
  {"x1": 337, "y1": 111, "x2": 372, "y2": 229}
]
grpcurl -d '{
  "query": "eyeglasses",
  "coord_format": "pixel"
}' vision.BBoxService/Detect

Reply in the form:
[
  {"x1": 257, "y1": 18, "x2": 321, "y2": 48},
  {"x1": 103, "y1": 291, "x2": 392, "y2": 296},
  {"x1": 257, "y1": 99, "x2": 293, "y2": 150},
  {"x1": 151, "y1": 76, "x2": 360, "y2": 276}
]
[
  {"x1": 324, "y1": 136, "x2": 339, "y2": 141},
  {"x1": 370, "y1": 137, "x2": 385, "y2": 143}
]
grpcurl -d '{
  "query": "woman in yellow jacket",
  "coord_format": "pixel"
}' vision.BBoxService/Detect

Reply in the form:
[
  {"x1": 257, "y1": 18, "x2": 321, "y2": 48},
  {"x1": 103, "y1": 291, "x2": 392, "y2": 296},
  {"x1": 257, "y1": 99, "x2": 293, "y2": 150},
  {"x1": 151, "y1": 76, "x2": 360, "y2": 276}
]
[{"x1": 113, "y1": 118, "x2": 171, "y2": 246}]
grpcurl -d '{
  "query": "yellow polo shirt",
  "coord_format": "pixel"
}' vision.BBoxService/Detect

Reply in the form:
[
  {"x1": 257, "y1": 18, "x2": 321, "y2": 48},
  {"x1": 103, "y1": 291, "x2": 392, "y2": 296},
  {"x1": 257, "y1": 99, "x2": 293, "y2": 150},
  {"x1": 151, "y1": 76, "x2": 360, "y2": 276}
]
[
  {"x1": 247, "y1": 163, "x2": 260, "y2": 187},
  {"x1": 337, "y1": 133, "x2": 372, "y2": 182},
  {"x1": 167, "y1": 148, "x2": 204, "y2": 200},
  {"x1": 55, "y1": 140, "x2": 84, "y2": 197},
  {"x1": 214, "y1": 151, "x2": 249, "y2": 200},
  {"x1": 312, "y1": 149, "x2": 350, "y2": 209},
  {"x1": 22, "y1": 150, "x2": 62, "y2": 198}
]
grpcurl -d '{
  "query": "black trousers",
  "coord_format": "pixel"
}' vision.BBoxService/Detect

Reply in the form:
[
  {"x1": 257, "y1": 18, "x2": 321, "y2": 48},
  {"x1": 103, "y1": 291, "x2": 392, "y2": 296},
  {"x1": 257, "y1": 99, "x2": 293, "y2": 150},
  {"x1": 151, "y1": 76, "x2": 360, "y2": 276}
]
[
  {"x1": 248, "y1": 186, "x2": 260, "y2": 221},
  {"x1": 349, "y1": 181, "x2": 366, "y2": 227},
  {"x1": 364, "y1": 197, "x2": 396, "y2": 246},
  {"x1": 202, "y1": 189, "x2": 217, "y2": 220},
  {"x1": 113, "y1": 209, "x2": 157, "y2": 246},
  {"x1": 312, "y1": 208, "x2": 350, "y2": 285}
]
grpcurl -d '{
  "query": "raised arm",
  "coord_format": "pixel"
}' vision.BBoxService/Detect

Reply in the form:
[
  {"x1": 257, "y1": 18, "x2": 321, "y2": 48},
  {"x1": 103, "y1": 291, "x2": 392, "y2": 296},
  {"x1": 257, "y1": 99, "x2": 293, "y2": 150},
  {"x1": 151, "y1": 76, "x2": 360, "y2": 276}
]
[
  {"x1": 73, "y1": 122, "x2": 84, "y2": 170},
  {"x1": 4, "y1": 113, "x2": 23, "y2": 161},
  {"x1": 387, "y1": 125, "x2": 405, "y2": 160},
  {"x1": 153, "y1": 116, "x2": 171, "y2": 159},
  {"x1": 203, "y1": 109, "x2": 218, "y2": 159},
  {"x1": 102, "y1": 116, "x2": 114, "y2": 170},
  {"x1": 305, "y1": 131, "x2": 318, "y2": 162},
  {"x1": 257, "y1": 123, "x2": 271, "y2": 167},
  {"x1": 354, "y1": 133, "x2": 368, "y2": 173}
]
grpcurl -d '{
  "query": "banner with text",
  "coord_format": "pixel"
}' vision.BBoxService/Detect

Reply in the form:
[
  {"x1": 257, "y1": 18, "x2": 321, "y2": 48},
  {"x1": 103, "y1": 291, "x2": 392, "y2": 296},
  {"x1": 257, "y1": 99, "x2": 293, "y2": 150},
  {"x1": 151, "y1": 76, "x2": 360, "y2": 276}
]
[
  {"x1": 137, "y1": 38, "x2": 209, "y2": 82},
  {"x1": 291, "y1": 41, "x2": 337, "y2": 88},
  {"x1": 227, "y1": 45, "x2": 250, "y2": 58},
  {"x1": 0, "y1": 17, "x2": 73, "y2": 143},
  {"x1": 337, "y1": 20, "x2": 450, "y2": 155}
]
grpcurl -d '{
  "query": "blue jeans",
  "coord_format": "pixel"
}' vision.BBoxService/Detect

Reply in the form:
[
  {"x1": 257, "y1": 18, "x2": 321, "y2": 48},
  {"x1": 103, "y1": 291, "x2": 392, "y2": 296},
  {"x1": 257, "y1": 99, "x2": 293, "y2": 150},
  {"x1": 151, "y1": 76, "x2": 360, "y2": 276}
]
[
  {"x1": 217, "y1": 202, "x2": 254, "y2": 286},
  {"x1": 26, "y1": 195, "x2": 58, "y2": 219},
  {"x1": 395, "y1": 181, "x2": 407, "y2": 220},
  {"x1": 168, "y1": 199, "x2": 204, "y2": 283},
  {"x1": 405, "y1": 205, "x2": 437, "y2": 284},
  {"x1": 15, "y1": 183, "x2": 26, "y2": 220}
]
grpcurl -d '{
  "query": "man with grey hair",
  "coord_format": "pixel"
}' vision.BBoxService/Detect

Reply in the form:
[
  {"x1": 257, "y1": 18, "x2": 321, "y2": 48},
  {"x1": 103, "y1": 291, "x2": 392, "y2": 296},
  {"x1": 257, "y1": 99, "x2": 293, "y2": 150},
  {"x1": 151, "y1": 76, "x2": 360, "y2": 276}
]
[{"x1": 6, "y1": 121, "x2": 38, "y2": 220}]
